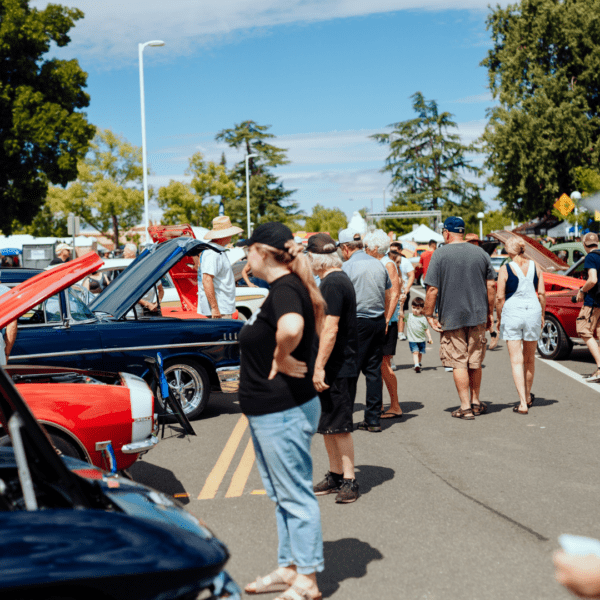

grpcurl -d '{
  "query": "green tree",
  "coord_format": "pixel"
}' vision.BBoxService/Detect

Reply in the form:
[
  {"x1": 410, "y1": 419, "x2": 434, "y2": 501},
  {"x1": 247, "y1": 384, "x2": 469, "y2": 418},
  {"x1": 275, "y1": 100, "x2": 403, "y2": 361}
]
[
  {"x1": 47, "y1": 129, "x2": 144, "y2": 247},
  {"x1": 0, "y1": 0, "x2": 95, "y2": 235},
  {"x1": 481, "y1": 0, "x2": 600, "y2": 220},
  {"x1": 381, "y1": 197, "x2": 432, "y2": 236},
  {"x1": 371, "y1": 92, "x2": 483, "y2": 211},
  {"x1": 481, "y1": 208, "x2": 515, "y2": 235},
  {"x1": 216, "y1": 120, "x2": 302, "y2": 229},
  {"x1": 158, "y1": 152, "x2": 239, "y2": 227},
  {"x1": 12, "y1": 199, "x2": 68, "y2": 237},
  {"x1": 304, "y1": 204, "x2": 348, "y2": 234}
]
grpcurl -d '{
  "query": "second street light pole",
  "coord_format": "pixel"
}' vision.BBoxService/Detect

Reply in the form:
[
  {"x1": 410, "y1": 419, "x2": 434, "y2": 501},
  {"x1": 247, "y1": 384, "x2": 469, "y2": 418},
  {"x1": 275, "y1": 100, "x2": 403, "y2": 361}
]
[
  {"x1": 139, "y1": 40, "x2": 165, "y2": 243},
  {"x1": 245, "y1": 153, "x2": 259, "y2": 238}
]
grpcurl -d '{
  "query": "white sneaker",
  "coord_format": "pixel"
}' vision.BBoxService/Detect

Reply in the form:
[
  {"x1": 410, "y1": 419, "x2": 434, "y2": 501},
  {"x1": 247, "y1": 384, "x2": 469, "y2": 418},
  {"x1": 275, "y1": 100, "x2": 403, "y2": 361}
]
[
  {"x1": 444, "y1": 367, "x2": 453, "y2": 372},
  {"x1": 414, "y1": 364, "x2": 421, "y2": 373},
  {"x1": 390, "y1": 359, "x2": 396, "y2": 370},
  {"x1": 398, "y1": 333, "x2": 407, "y2": 341}
]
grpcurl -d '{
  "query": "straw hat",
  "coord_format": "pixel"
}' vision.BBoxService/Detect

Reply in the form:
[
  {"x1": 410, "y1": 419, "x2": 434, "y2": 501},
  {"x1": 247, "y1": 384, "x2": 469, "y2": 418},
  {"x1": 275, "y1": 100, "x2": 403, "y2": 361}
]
[{"x1": 203, "y1": 216, "x2": 243, "y2": 240}]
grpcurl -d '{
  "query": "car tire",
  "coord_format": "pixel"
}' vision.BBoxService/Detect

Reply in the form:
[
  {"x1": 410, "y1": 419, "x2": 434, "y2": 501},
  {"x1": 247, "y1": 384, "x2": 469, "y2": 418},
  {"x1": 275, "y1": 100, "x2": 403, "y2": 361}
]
[
  {"x1": 538, "y1": 314, "x2": 573, "y2": 360},
  {"x1": 159, "y1": 360, "x2": 210, "y2": 421},
  {"x1": 0, "y1": 430, "x2": 83, "y2": 461},
  {"x1": 237, "y1": 308, "x2": 251, "y2": 322}
]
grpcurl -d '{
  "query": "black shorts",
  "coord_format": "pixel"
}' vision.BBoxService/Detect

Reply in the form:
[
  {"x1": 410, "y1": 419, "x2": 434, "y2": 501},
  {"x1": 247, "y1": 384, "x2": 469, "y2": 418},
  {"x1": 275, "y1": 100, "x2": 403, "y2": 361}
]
[
  {"x1": 402, "y1": 291, "x2": 411, "y2": 312},
  {"x1": 382, "y1": 321, "x2": 398, "y2": 356},
  {"x1": 317, "y1": 377, "x2": 358, "y2": 434}
]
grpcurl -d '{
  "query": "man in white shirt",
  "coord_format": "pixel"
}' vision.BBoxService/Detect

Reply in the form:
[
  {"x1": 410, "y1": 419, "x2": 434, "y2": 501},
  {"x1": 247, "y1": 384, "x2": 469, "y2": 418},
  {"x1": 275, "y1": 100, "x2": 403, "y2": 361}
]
[
  {"x1": 0, "y1": 283, "x2": 17, "y2": 366},
  {"x1": 390, "y1": 241, "x2": 415, "y2": 340},
  {"x1": 197, "y1": 216, "x2": 242, "y2": 318}
]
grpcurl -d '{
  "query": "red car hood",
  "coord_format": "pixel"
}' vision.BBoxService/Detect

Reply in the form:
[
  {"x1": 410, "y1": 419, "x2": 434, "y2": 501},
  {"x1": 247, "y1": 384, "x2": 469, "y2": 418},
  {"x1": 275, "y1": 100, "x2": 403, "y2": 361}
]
[
  {"x1": 0, "y1": 253, "x2": 103, "y2": 330},
  {"x1": 544, "y1": 272, "x2": 584, "y2": 291}
]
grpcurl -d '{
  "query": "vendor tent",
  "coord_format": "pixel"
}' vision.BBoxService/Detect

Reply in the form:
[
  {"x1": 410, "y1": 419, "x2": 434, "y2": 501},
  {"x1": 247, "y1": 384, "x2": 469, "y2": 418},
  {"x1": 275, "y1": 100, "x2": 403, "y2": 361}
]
[
  {"x1": 398, "y1": 224, "x2": 443, "y2": 243},
  {"x1": 546, "y1": 221, "x2": 572, "y2": 238}
]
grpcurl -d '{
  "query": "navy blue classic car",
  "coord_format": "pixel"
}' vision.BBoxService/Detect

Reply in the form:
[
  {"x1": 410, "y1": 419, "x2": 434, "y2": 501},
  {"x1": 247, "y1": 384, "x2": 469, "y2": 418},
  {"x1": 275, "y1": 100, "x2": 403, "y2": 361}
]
[
  {"x1": 1, "y1": 238, "x2": 244, "y2": 420},
  {"x1": 0, "y1": 366, "x2": 240, "y2": 600}
]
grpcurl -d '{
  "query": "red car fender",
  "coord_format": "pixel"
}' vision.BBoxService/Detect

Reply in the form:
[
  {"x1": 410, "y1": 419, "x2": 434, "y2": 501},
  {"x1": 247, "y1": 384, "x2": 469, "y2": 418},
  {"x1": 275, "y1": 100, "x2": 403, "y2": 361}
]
[{"x1": 16, "y1": 383, "x2": 134, "y2": 470}]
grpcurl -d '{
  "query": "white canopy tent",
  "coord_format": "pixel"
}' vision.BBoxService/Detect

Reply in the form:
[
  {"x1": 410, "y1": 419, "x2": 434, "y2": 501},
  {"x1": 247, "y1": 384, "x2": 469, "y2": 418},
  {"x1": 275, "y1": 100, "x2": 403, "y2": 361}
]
[
  {"x1": 398, "y1": 224, "x2": 443, "y2": 244},
  {"x1": 546, "y1": 221, "x2": 572, "y2": 238}
]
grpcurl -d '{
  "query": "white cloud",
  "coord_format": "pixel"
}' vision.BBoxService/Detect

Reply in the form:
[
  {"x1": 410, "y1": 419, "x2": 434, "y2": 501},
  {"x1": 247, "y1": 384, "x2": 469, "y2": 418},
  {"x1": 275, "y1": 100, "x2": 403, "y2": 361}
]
[
  {"x1": 33, "y1": 0, "x2": 496, "y2": 64},
  {"x1": 146, "y1": 119, "x2": 492, "y2": 215},
  {"x1": 452, "y1": 92, "x2": 494, "y2": 104}
]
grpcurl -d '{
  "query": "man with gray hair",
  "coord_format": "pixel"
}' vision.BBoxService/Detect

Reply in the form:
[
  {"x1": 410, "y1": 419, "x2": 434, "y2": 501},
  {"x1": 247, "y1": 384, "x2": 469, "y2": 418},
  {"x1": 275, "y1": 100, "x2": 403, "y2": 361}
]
[
  {"x1": 339, "y1": 228, "x2": 392, "y2": 432},
  {"x1": 364, "y1": 229, "x2": 403, "y2": 419},
  {"x1": 308, "y1": 233, "x2": 360, "y2": 503},
  {"x1": 122, "y1": 243, "x2": 137, "y2": 259}
]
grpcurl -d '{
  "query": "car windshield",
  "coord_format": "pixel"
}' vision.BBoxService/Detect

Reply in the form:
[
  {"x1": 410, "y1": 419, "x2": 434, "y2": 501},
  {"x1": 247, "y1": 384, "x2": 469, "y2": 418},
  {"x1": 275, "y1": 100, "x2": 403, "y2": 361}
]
[{"x1": 67, "y1": 288, "x2": 96, "y2": 321}]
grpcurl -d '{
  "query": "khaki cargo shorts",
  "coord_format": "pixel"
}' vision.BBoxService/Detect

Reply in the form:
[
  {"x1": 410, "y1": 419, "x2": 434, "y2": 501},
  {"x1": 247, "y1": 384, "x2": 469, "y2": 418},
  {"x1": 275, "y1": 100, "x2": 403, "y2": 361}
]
[
  {"x1": 439, "y1": 323, "x2": 487, "y2": 369},
  {"x1": 576, "y1": 306, "x2": 600, "y2": 340}
]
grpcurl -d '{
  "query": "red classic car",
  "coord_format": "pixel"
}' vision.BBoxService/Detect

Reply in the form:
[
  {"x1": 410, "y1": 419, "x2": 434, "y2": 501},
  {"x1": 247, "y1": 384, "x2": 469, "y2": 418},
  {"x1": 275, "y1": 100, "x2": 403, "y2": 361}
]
[{"x1": 0, "y1": 253, "x2": 158, "y2": 472}]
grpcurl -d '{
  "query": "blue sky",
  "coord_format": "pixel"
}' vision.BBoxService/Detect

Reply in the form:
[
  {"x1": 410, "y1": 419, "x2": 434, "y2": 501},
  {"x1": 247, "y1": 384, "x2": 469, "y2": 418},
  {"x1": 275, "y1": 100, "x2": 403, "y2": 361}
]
[{"x1": 35, "y1": 0, "x2": 502, "y2": 223}]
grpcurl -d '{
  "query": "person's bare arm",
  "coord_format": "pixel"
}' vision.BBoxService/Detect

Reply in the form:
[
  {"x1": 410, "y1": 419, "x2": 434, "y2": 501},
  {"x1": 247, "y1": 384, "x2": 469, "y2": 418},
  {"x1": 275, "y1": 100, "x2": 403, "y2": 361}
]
[
  {"x1": 554, "y1": 551, "x2": 600, "y2": 598},
  {"x1": 4, "y1": 321, "x2": 17, "y2": 360},
  {"x1": 385, "y1": 262, "x2": 400, "y2": 325},
  {"x1": 202, "y1": 273, "x2": 221, "y2": 318},
  {"x1": 576, "y1": 268, "x2": 597, "y2": 303},
  {"x1": 269, "y1": 313, "x2": 307, "y2": 379},
  {"x1": 486, "y1": 278, "x2": 496, "y2": 330},
  {"x1": 242, "y1": 262, "x2": 257, "y2": 287},
  {"x1": 424, "y1": 285, "x2": 442, "y2": 332},
  {"x1": 536, "y1": 265, "x2": 546, "y2": 327},
  {"x1": 404, "y1": 269, "x2": 415, "y2": 294},
  {"x1": 157, "y1": 282, "x2": 164, "y2": 302},
  {"x1": 313, "y1": 315, "x2": 340, "y2": 392},
  {"x1": 496, "y1": 266, "x2": 507, "y2": 329}
]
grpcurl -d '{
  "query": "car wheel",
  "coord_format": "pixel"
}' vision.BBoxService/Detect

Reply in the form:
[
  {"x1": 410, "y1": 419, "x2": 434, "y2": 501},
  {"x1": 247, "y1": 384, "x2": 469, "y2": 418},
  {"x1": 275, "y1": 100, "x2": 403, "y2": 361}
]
[
  {"x1": 538, "y1": 314, "x2": 572, "y2": 360},
  {"x1": 0, "y1": 431, "x2": 83, "y2": 460},
  {"x1": 160, "y1": 360, "x2": 210, "y2": 420},
  {"x1": 237, "y1": 308, "x2": 251, "y2": 321}
]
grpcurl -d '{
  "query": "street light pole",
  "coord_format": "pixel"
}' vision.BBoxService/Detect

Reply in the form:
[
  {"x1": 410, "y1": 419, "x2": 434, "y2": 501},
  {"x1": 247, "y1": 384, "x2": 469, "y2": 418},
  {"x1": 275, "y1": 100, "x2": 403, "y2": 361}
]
[
  {"x1": 139, "y1": 40, "x2": 165, "y2": 243},
  {"x1": 245, "y1": 153, "x2": 259, "y2": 237},
  {"x1": 571, "y1": 191, "x2": 582, "y2": 238},
  {"x1": 477, "y1": 211, "x2": 485, "y2": 239}
]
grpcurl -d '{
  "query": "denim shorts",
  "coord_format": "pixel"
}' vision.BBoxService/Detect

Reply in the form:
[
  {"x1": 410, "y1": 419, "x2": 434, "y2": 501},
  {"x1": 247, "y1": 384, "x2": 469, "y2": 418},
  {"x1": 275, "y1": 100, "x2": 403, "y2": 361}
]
[{"x1": 409, "y1": 341, "x2": 426, "y2": 354}]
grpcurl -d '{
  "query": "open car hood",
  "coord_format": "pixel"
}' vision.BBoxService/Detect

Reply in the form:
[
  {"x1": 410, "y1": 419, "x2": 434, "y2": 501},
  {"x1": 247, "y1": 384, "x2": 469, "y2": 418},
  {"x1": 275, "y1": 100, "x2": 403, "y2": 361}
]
[
  {"x1": 148, "y1": 224, "x2": 223, "y2": 313},
  {"x1": 89, "y1": 237, "x2": 220, "y2": 319},
  {"x1": 489, "y1": 230, "x2": 569, "y2": 272},
  {"x1": 0, "y1": 253, "x2": 103, "y2": 330}
]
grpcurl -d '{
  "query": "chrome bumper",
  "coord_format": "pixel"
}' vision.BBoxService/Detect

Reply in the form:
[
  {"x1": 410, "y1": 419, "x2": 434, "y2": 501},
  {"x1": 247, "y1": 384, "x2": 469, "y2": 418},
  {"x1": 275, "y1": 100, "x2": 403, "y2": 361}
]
[
  {"x1": 121, "y1": 435, "x2": 159, "y2": 454},
  {"x1": 216, "y1": 365, "x2": 240, "y2": 394}
]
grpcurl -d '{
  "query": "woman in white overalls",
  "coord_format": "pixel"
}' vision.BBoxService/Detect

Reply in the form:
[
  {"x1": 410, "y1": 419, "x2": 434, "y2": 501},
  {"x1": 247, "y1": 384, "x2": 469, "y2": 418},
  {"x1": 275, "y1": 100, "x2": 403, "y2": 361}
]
[{"x1": 496, "y1": 237, "x2": 546, "y2": 414}]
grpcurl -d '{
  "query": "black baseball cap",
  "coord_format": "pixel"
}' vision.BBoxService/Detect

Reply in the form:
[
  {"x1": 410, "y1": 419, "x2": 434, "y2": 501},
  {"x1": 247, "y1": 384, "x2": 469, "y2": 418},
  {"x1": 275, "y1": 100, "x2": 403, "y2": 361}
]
[
  {"x1": 306, "y1": 233, "x2": 338, "y2": 254},
  {"x1": 235, "y1": 222, "x2": 294, "y2": 251}
]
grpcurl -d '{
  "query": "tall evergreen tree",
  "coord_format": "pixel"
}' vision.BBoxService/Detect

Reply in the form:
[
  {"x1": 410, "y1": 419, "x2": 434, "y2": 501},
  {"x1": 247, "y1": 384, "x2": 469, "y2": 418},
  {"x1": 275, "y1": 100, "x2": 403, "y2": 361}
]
[
  {"x1": 371, "y1": 92, "x2": 483, "y2": 213},
  {"x1": 482, "y1": 0, "x2": 600, "y2": 220},
  {"x1": 216, "y1": 121, "x2": 301, "y2": 228}
]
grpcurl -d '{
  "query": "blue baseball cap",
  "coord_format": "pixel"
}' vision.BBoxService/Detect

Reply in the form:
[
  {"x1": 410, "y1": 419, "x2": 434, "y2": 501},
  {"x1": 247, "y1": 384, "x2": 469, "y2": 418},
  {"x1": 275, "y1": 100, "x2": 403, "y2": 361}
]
[{"x1": 443, "y1": 216, "x2": 465, "y2": 234}]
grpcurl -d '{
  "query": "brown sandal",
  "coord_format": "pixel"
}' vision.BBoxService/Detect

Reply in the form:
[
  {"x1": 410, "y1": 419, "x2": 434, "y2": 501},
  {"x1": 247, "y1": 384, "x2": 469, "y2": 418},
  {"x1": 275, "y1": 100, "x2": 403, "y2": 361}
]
[
  {"x1": 471, "y1": 402, "x2": 487, "y2": 416},
  {"x1": 451, "y1": 407, "x2": 475, "y2": 420},
  {"x1": 275, "y1": 585, "x2": 322, "y2": 600},
  {"x1": 513, "y1": 406, "x2": 528, "y2": 415},
  {"x1": 245, "y1": 571, "x2": 291, "y2": 594}
]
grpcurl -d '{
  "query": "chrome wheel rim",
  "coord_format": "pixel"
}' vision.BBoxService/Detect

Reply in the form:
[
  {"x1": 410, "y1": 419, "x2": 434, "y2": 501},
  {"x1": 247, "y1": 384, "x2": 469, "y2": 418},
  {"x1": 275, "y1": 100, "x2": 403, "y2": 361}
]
[
  {"x1": 539, "y1": 321, "x2": 558, "y2": 355},
  {"x1": 164, "y1": 364, "x2": 203, "y2": 414}
]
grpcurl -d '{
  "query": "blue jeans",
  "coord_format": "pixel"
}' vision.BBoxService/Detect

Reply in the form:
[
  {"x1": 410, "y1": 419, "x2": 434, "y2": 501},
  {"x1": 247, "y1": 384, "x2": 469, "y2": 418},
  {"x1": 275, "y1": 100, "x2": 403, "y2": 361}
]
[{"x1": 247, "y1": 397, "x2": 324, "y2": 575}]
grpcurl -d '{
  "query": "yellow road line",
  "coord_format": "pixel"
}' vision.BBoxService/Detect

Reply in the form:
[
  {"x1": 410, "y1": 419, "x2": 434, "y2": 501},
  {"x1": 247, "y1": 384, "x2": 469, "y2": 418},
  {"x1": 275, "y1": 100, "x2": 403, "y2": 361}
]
[
  {"x1": 225, "y1": 438, "x2": 256, "y2": 498},
  {"x1": 251, "y1": 490, "x2": 266, "y2": 495},
  {"x1": 198, "y1": 415, "x2": 248, "y2": 500}
]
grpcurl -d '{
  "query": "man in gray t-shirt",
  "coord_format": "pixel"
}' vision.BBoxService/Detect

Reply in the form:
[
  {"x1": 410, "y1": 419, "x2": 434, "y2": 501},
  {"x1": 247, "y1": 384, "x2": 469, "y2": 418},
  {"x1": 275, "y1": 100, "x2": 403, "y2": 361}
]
[{"x1": 423, "y1": 217, "x2": 496, "y2": 421}]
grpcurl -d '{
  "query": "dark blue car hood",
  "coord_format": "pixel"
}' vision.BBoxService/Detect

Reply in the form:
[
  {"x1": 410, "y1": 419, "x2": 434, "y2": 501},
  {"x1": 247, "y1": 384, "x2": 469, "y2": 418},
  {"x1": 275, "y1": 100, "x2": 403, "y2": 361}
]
[{"x1": 89, "y1": 237, "x2": 221, "y2": 319}]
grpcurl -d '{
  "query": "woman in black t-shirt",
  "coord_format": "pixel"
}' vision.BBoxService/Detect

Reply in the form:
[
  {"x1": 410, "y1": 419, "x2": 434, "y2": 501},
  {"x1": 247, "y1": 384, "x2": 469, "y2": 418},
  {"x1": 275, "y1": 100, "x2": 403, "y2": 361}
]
[{"x1": 238, "y1": 223, "x2": 326, "y2": 600}]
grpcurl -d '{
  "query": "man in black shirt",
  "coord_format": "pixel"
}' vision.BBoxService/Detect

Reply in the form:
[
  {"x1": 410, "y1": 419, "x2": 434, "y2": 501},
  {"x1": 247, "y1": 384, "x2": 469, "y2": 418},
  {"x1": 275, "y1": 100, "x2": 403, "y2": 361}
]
[{"x1": 307, "y1": 233, "x2": 360, "y2": 504}]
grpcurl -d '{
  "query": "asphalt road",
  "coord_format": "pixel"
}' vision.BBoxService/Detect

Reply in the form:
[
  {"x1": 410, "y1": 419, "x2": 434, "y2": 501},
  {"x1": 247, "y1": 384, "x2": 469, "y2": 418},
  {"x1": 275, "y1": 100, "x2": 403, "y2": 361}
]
[{"x1": 130, "y1": 292, "x2": 600, "y2": 600}]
